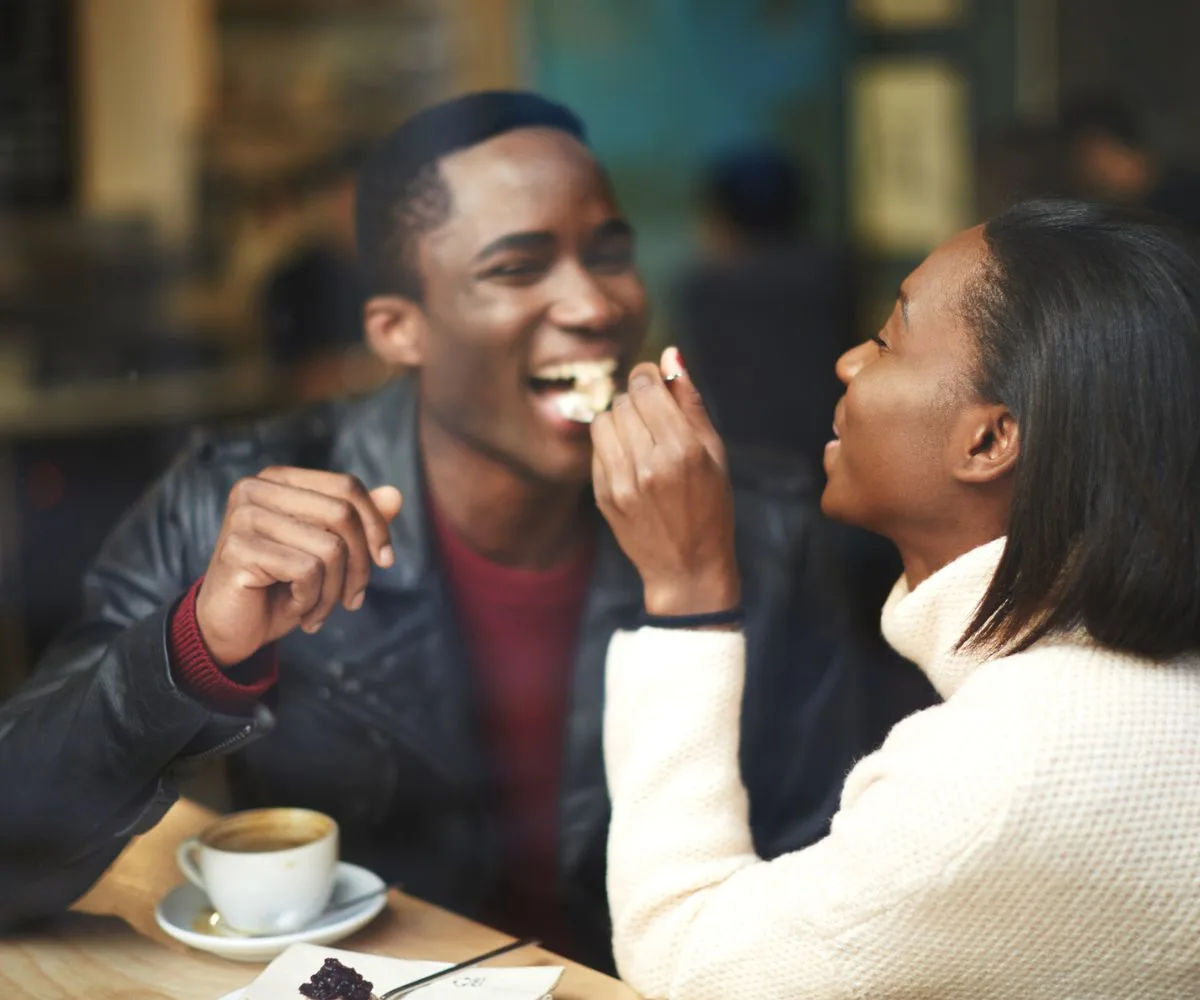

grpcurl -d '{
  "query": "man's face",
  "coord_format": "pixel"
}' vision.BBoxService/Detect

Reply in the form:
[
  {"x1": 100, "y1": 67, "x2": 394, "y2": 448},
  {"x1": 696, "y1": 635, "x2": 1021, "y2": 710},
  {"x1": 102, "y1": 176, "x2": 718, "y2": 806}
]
[{"x1": 413, "y1": 128, "x2": 648, "y2": 485}]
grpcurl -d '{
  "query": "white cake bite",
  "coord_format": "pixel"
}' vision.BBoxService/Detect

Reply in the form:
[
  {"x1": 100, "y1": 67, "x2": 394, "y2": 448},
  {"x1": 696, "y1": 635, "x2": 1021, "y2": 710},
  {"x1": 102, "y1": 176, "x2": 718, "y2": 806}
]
[{"x1": 528, "y1": 357, "x2": 617, "y2": 425}]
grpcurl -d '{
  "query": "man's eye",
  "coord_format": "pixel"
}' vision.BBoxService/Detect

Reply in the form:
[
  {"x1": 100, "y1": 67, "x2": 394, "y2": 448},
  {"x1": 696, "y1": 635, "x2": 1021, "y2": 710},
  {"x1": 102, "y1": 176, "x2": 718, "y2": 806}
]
[{"x1": 486, "y1": 261, "x2": 542, "y2": 279}]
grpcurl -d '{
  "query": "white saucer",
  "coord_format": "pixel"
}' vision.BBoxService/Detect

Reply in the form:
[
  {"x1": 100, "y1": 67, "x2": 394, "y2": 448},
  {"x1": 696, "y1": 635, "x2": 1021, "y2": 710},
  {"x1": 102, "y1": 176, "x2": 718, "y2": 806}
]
[{"x1": 155, "y1": 861, "x2": 387, "y2": 963}]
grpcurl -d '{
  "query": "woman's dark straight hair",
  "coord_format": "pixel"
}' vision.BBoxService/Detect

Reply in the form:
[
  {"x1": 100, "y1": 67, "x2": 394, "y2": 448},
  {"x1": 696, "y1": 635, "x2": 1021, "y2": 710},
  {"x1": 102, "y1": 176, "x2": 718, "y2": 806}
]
[{"x1": 962, "y1": 199, "x2": 1200, "y2": 659}]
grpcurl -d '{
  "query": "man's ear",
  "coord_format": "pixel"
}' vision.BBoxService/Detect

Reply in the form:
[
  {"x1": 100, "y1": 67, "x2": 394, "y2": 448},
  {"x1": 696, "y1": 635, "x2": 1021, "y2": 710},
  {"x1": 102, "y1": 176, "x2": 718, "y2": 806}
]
[
  {"x1": 364, "y1": 296, "x2": 428, "y2": 368},
  {"x1": 953, "y1": 403, "x2": 1020, "y2": 485}
]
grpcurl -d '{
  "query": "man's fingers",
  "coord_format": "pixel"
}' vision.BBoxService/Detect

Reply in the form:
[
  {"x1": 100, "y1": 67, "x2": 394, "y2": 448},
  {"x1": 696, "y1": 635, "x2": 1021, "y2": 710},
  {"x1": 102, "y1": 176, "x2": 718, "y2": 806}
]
[
  {"x1": 228, "y1": 503, "x2": 362, "y2": 615},
  {"x1": 224, "y1": 532, "x2": 325, "y2": 624},
  {"x1": 257, "y1": 467, "x2": 398, "y2": 567},
  {"x1": 368, "y1": 486, "x2": 402, "y2": 569},
  {"x1": 369, "y1": 485, "x2": 403, "y2": 522},
  {"x1": 232, "y1": 476, "x2": 375, "y2": 587}
]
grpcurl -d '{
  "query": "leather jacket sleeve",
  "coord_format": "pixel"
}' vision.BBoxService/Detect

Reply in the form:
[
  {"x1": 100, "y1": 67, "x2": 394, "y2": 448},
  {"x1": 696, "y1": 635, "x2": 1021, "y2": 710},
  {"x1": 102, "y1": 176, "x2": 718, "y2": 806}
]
[
  {"x1": 0, "y1": 439, "x2": 268, "y2": 929},
  {"x1": 730, "y1": 453, "x2": 868, "y2": 860},
  {"x1": 745, "y1": 524, "x2": 865, "y2": 858}
]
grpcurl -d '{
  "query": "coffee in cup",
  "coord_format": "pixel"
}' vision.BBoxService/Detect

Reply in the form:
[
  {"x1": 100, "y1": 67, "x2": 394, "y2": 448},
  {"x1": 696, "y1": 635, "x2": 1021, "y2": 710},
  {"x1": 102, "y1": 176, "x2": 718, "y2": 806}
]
[{"x1": 176, "y1": 807, "x2": 338, "y2": 935}]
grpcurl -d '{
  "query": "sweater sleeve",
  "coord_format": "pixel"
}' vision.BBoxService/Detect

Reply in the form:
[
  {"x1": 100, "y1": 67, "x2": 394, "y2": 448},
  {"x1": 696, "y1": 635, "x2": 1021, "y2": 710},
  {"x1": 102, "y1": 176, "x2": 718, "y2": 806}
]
[
  {"x1": 604, "y1": 628, "x2": 1020, "y2": 1000},
  {"x1": 169, "y1": 578, "x2": 278, "y2": 713}
]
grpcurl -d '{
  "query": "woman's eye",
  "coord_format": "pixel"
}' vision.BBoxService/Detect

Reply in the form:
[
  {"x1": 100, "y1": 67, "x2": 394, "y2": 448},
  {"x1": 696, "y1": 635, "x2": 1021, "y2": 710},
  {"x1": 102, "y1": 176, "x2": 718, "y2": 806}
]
[{"x1": 871, "y1": 333, "x2": 890, "y2": 351}]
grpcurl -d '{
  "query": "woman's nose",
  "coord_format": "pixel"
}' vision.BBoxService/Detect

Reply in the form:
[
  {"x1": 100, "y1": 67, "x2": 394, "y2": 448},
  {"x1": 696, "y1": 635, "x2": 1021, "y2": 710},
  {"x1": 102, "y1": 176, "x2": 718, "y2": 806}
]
[{"x1": 836, "y1": 340, "x2": 874, "y2": 386}]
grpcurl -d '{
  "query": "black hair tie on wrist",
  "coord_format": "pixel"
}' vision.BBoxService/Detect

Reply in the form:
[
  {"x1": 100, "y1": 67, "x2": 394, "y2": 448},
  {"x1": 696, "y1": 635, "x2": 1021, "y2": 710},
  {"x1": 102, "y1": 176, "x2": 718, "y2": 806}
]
[{"x1": 638, "y1": 606, "x2": 746, "y2": 629}]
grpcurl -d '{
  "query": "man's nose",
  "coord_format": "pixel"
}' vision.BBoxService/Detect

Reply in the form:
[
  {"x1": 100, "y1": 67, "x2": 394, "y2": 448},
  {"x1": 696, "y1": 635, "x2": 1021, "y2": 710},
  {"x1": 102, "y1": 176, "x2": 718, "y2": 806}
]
[{"x1": 547, "y1": 263, "x2": 624, "y2": 332}]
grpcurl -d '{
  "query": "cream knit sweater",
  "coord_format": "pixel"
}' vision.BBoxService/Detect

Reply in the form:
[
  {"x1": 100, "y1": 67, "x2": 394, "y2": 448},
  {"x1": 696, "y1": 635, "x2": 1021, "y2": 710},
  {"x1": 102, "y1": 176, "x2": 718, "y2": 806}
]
[{"x1": 604, "y1": 538, "x2": 1200, "y2": 999}]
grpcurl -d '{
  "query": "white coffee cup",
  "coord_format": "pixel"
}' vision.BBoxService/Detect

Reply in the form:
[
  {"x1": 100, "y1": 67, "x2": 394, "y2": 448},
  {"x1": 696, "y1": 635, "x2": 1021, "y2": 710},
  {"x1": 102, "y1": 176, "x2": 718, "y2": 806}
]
[{"x1": 176, "y1": 807, "x2": 339, "y2": 935}]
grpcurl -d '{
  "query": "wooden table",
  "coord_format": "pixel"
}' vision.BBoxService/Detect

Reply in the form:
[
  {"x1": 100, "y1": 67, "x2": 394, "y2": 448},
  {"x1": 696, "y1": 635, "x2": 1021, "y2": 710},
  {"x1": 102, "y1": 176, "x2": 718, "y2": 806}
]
[
  {"x1": 0, "y1": 800, "x2": 639, "y2": 999},
  {"x1": 0, "y1": 891, "x2": 639, "y2": 999}
]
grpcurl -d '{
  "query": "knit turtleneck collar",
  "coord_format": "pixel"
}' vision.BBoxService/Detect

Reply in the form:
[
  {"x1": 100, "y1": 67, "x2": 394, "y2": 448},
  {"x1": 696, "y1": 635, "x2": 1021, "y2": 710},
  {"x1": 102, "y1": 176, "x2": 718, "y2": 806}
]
[{"x1": 880, "y1": 537, "x2": 1008, "y2": 699}]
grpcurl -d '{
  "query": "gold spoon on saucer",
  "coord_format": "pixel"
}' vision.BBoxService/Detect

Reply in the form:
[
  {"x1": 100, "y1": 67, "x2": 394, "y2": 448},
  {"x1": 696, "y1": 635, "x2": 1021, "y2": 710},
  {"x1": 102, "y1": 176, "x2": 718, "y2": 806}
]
[{"x1": 193, "y1": 884, "x2": 393, "y2": 938}]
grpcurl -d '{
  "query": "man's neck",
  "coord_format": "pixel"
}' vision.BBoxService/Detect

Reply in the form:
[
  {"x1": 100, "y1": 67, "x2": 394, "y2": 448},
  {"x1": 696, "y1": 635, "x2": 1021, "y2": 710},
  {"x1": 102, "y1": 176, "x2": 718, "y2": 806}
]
[{"x1": 419, "y1": 418, "x2": 592, "y2": 571}]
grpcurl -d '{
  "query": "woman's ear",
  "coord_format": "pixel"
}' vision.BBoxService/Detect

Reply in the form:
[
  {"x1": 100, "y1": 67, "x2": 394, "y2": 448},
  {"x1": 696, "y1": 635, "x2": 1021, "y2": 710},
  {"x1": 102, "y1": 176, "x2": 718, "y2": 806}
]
[
  {"x1": 954, "y1": 404, "x2": 1020, "y2": 485},
  {"x1": 364, "y1": 296, "x2": 428, "y2": 368}
]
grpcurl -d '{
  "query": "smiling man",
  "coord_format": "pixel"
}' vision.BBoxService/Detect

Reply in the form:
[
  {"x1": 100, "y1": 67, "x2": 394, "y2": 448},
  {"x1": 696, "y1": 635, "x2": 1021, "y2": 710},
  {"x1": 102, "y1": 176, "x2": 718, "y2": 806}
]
[{"x1": 0, "y1": 92, "x2": 862, "y2": 971}]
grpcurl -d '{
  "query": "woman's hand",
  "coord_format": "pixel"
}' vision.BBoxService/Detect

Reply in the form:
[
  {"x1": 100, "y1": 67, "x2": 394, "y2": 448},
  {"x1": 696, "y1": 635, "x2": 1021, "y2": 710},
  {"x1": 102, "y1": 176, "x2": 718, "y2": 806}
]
[{"x1": 591, "y1": 347, "x2": 741, "y2": 616}]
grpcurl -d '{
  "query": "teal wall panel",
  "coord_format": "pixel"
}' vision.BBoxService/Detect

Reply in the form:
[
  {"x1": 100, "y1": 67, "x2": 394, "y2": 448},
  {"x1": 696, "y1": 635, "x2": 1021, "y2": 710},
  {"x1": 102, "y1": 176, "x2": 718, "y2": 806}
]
[{"x1": 527, "y1": 0, "x2": 847, "y2": 318}]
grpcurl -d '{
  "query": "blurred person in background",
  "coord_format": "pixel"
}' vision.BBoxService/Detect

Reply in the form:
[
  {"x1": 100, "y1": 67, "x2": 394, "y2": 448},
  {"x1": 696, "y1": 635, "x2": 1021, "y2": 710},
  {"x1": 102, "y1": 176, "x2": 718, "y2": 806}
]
[
  {"x1": 0, "y1": 91, "x2": 864, "y2": 973},
  {"x1": 261, "y1": 142, "x2": 387, "y2": 402},
  {"x1": 672, "y1": 142, "x2": 850, "y2": 480},
  {"x1": 1061, "y1": 93, "x2": 1200, "y2": 232},
  {"x1": 975, "y1": 120, "x2": 1069, "y2": 219}
]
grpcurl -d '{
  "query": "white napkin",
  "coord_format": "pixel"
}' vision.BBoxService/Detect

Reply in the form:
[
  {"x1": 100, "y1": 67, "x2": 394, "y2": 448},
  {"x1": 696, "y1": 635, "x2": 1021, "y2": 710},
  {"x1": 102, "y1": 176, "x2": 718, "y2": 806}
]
[{"x1": 241, "y1": 942, "x2": 563, "y2": 999}]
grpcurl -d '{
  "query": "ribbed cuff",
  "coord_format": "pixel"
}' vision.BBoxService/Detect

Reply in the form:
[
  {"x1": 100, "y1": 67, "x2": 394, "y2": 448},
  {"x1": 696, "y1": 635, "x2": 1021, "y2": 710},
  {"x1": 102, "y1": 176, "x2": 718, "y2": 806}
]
[{"x1": 169, "y1": 578, "x2": 278, "y2": 713}]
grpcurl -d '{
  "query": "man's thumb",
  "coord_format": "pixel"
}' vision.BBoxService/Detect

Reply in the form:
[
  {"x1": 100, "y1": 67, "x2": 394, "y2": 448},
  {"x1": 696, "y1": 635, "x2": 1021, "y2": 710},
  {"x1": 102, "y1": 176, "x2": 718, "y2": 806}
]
[{"x1": 369, "y1": 485, "x2": 404, "y2": 522}]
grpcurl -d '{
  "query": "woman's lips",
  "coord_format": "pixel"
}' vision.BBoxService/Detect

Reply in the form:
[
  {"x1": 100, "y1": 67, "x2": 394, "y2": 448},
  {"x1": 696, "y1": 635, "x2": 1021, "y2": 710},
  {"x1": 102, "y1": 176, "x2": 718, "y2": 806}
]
[
  {"x1": 824, "y1": 410, "x2": 845, "y2": 473},
  {"x1": 823, "y1": 437, "x2": 842, "y2": 474}
]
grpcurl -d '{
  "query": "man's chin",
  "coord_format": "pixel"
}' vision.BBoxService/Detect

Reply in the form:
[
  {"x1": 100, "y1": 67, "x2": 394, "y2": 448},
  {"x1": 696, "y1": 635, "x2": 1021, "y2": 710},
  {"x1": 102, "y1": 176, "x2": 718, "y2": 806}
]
[
  {"x1": 541, "y1": 450, "x2": 594, "y2": 490},
  {"x1": 421, "y1": 410, "x2": 593, "y2": 490},
  {"x1": 501, "y1": 437, "x2": 594, "y2": 490}
]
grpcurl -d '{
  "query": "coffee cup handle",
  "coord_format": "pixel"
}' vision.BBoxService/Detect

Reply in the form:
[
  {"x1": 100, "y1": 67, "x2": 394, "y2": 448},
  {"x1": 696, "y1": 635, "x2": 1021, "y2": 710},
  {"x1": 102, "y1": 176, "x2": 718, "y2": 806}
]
[{"x1": 175, "y1": 837, "x2": 206, "y2": 889}]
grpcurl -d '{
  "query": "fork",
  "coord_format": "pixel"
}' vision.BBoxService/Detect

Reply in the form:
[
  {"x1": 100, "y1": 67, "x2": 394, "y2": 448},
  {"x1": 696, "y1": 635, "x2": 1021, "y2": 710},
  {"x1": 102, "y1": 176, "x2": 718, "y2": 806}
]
[{"x1": 378, "y1": 937, "x2": 540, "y2": 999}]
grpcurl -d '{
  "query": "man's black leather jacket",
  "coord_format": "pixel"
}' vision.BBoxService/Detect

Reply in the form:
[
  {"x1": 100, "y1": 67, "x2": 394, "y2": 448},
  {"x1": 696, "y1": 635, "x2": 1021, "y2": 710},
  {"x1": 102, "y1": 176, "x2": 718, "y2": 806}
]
[{"x1": 0, "y1": 376, "x2": 863, "y2": 972}]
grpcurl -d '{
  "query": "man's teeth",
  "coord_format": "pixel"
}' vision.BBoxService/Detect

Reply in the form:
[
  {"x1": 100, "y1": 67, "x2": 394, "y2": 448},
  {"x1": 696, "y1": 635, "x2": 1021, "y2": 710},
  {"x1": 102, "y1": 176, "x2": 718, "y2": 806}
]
[
  {"x1": 531, "y1": 358, "x2": 618, "y2": 383},
  {"x1": 532, "y1": 359, "x2": 618, "y2": 425}
]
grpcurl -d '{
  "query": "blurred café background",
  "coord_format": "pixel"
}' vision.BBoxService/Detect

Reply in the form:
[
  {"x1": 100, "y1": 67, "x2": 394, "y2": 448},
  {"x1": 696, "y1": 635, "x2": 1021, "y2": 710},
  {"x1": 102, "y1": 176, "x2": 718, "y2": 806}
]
[{"x1": 1, "y1": 0, "x2": 1198, "y2": 701}]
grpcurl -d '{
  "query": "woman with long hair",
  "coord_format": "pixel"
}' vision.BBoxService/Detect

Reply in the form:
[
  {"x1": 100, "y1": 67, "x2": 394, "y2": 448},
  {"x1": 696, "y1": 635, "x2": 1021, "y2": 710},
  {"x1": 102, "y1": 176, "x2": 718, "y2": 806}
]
[{"x1": 592, "y1": 200, "x2": 1200, "y2": 998}]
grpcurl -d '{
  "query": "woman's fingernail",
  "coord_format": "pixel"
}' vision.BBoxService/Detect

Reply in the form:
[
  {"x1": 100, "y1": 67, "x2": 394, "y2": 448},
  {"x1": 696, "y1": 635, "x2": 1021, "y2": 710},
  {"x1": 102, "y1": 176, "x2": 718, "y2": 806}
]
[
  {"x1": 303, "y1": 620, "x2": 325, "y2": 634},
  {"x1": 630, "y1": 373, "x2": 653, "y2": 389},
  {"x1": 671, "y1": 346, "x2": 686, "y2": 372},
  {"x1": 378, "y1": 545, "x2": 394, "y2": 567},
  {"x1": 348, "y1": 591, "x2": 365, "y2": 611}
]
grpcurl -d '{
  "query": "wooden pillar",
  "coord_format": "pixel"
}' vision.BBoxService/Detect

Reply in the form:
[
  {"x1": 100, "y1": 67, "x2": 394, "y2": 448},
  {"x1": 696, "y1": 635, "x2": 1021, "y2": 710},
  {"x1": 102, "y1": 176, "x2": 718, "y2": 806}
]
[
  {"x1": 445, "y1": 0, "x2": 523, "y2": 94},
  {"x1": 76, "y1": 0, "x2": 215, "y2": 242}
]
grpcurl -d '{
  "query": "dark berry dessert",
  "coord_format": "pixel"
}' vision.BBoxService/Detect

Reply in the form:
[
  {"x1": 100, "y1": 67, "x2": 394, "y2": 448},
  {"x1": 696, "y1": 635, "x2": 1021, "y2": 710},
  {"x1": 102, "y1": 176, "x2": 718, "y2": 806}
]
[{"x1": 298, "y1": 957, "x2": 375, "y2": 1000}]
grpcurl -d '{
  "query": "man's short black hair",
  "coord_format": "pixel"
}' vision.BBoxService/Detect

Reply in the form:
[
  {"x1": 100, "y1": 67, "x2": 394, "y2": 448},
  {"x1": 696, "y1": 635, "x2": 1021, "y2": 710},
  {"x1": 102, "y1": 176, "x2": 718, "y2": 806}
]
[
  {"x1": 1059, "y1": 94, "x2": 1145, "y2": 149},
  {"x1": 355, "y1": 90, "x2": 587, "y2": 300}
]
